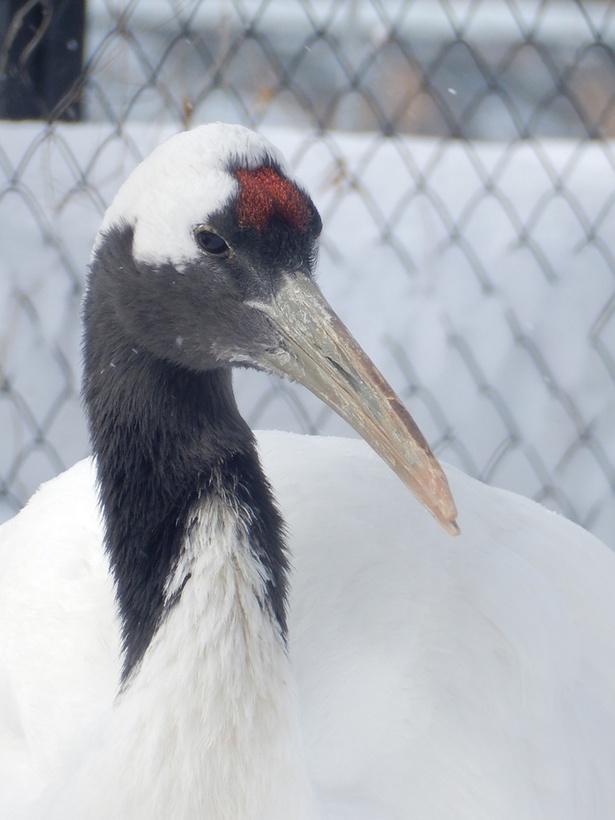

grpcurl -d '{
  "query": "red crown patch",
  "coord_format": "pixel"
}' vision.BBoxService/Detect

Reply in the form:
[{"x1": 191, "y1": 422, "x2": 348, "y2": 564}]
[{"x1": 235, "y1": 166, "x2": 312, "y2": 232}]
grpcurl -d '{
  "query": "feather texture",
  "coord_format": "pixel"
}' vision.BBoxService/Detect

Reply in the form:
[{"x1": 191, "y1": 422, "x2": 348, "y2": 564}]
[{"x1": 1, "y1": 432, "x2": 614, "y2": 818}]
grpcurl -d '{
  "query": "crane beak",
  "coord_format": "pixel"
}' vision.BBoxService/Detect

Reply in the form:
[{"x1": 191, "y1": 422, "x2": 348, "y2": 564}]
[{"x1": 247, "y1": 272, "x2": 460, "y2": 536}]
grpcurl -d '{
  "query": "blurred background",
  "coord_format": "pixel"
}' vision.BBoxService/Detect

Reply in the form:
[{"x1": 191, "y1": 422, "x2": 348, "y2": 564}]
[{"x1": 0, "y1": 0, "x2": 614, "y2": 547}]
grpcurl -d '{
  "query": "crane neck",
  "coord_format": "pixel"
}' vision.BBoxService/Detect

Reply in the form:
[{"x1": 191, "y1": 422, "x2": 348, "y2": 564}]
[
  {"x1": 82, "y1": 263, "x2": 289, "y2": 679},
  {"x1": 69, "y1": 266, "x2": 312, "y2": 818}
]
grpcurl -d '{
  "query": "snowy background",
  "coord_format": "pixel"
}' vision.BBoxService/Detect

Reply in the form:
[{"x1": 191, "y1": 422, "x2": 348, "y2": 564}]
[{"x1": 1, "y1": 0, "x2": 614, "y2": 547}]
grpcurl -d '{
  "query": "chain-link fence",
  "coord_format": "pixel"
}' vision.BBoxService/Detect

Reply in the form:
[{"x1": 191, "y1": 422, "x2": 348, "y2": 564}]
[{"x1": 1, "y1": 0, "x2": 614, "y2": 547}]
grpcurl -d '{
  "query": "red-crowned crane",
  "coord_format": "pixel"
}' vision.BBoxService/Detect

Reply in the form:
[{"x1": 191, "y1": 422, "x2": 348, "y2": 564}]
[{"x1": 1, "y1": 124, "x2": 614, "y2": 820}]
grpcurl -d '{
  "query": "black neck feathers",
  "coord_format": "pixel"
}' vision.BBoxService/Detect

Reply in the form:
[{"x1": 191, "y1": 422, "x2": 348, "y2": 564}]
[{"x1": 83, "y1": 246, "x2": 289, "y2": 681}]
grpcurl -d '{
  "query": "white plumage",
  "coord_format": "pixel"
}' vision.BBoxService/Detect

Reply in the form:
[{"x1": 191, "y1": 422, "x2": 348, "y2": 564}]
[
  {"x1": 1, "y1": 124, "x2": 614, "y2": 819},
  {"x1": 2, "y1": 435, "x2": 615, "y2": 818}
]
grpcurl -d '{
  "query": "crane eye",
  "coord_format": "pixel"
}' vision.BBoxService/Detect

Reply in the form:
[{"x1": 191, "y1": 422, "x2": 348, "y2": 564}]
[{"x1": 194, "y1": 228, "x2": 230, "y2": 257}]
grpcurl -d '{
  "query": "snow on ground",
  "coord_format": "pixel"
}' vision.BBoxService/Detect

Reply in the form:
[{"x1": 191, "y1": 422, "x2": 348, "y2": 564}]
[{"x1": 0, "y1": 121, "x2": 613, "y2": 547}]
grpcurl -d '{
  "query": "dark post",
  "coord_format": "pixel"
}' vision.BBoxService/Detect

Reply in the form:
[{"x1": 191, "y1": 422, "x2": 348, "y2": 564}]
[{"x1": 0, "y1": 0, "x2": 86, "y2": 121}]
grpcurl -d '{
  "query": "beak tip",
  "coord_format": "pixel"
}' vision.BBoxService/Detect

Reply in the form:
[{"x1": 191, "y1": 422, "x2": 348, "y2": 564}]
[
  {"x1": 442, "y1": 517, "x2": 461, "y2": 537},
  {"x1": 426, "y1": 469, "x2": 460, "y2": 537},
  {"x1": 430, "y1": 494, "x2": 460, "y2": 537}
]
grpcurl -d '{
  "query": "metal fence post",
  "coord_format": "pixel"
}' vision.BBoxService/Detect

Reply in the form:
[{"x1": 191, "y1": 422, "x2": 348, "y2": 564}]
[{"x1": 0, "y1": 0, "x2": 85, "y2": 120}]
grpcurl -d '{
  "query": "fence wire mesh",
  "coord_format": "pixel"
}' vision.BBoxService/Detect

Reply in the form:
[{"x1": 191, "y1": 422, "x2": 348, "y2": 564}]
[{"x1": 1, "y1": 0, "x2": 614, "y2": 547}]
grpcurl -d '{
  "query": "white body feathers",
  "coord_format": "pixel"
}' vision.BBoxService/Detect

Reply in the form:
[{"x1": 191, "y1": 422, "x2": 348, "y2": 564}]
[{"x1": 1, "y1": 431, "x2": 615, "y2": 818}]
